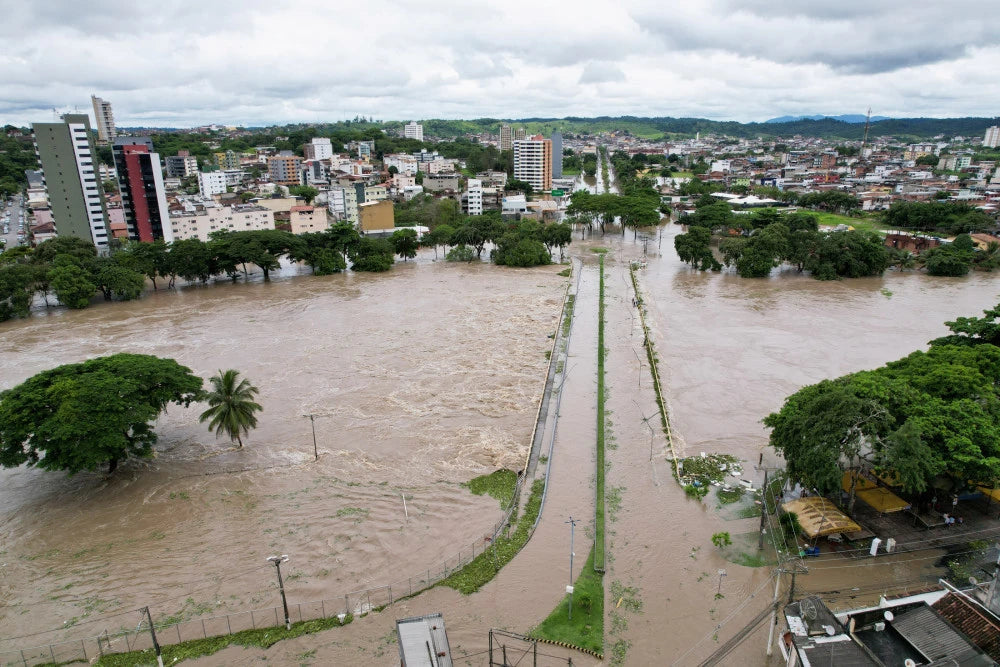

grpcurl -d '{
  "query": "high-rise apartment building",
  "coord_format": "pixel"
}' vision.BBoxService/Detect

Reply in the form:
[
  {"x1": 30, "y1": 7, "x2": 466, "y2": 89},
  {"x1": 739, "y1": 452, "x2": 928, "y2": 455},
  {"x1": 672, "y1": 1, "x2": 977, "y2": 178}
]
[
  {"x1": 465, "y1": 178, "x2": 483, "y2": 216},
  {"x1": 985, "y1": 126, "x2": 1000, "y2": 149},
  {"x1": 268, "y1": 152, "x2": 303, "y2": 186},
  {"x1": 404, "y1": 121, "x2": 424, "y2": 142},
  {"x1": 513, "y1": 135, "x2": 552, "y2": 192},
  {"x1": 551, "y1": 132, "x2": 563, "y2": 179},
  {"x1": 112, "y1": 137, "x2": 173, "y2": 242},
  {"x1": 304, "y1": 137, "x2": 333, "y2": 160},
  {"x1": 32, "y1": 114, "x2": 110, "y2": 249},
  {"x1": 90, "y1": 95, "x2": 116, "y2": 143},
  {"x1": 499, "y1": 124, "x2": 512, "y2": 151},
  {"x1": 514, "y1": 127, "x2": 527, "y2": 141}
]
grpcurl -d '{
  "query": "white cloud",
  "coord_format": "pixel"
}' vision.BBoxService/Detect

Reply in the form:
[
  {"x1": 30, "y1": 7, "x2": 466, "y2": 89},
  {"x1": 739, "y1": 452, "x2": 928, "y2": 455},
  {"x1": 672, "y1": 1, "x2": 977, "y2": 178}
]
[{"x1": 0, "y1": 0, "x2": 997, "y2": 127}]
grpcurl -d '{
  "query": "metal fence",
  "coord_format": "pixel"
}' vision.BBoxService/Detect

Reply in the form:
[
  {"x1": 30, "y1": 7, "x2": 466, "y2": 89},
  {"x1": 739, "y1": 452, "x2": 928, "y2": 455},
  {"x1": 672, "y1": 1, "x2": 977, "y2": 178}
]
[{"x1": 1, "y1": 473, "x2": 526, "y2": 667}]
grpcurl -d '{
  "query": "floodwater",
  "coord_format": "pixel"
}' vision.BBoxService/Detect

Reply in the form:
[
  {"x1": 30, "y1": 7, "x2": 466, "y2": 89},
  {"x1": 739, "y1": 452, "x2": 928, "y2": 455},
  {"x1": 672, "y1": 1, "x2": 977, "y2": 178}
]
[
  {"x1": 0, "y1": 256, "x2": 566, "y2": 648},
  {"x1": 2, "y1": 217, "x2": 999, "y2": 664}
]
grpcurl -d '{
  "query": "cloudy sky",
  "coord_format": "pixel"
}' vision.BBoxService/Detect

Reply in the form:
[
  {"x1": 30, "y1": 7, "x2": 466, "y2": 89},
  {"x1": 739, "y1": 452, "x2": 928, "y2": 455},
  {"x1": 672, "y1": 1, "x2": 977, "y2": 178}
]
[{"x1": 3, "y1": 0, "x2": 998, "y2": 128}]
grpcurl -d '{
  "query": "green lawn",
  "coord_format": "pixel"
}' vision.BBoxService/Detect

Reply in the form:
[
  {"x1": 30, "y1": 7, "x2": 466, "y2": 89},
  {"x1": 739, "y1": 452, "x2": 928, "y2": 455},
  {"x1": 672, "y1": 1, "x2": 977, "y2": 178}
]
[
  {"x1": 811, "y1": 211, "x2": 889, "y2": 234},
  {"x1": 439, "y1": 479, "x2": 545, "y2": 594},
  {"x1": 529, "y1": 547, "x2": 604, "y2": 654}
]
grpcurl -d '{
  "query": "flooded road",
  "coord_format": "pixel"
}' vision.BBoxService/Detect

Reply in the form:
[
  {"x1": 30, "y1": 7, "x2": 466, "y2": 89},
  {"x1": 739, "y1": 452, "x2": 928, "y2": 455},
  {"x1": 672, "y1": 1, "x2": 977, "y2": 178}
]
[
  {"x1": 0, "y1": 257, "x2": 565, "y2": 647},
  {"x1": 3, "y1": 217, "x2": 999, "y2": 664}
]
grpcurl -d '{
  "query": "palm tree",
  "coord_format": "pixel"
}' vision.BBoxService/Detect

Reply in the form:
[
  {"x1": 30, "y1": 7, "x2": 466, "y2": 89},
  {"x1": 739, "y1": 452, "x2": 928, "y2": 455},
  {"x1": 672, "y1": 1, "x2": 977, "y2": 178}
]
[{"x1": 199, "y1": 370, "x2": 262, "y2": 448}]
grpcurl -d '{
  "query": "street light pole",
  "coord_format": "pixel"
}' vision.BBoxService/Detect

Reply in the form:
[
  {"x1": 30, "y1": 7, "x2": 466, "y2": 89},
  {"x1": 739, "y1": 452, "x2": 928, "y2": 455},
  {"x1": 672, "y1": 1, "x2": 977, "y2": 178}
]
[
  {"x1": 141, "y1": 606, "x2": 164, "y2": 667},
  {"x1": 566, "y1": 516, "x2": 577, "y2": 620},
  {"x1": 303, "y1": 414, "x2": 318, "y2": 461},
  {"x1": 267, "y1": 555, "x2": 291, "y2": 630}
]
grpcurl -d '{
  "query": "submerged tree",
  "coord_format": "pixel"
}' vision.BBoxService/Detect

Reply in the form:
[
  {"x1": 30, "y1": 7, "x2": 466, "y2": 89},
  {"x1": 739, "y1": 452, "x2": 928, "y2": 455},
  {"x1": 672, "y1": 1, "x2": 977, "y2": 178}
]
[
  {"x1": 199, "y1": 369, "x2": 263, "y2": 449},
  {"x1": 0, "y1": 354, "x2": 204, "y2": 474}
]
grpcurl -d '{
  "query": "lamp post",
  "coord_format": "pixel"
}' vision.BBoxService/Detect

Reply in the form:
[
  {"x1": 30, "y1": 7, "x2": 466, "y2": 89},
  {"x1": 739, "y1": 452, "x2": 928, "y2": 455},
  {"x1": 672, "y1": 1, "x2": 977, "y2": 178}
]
[
  {"x1": 717, "y1": 569, "x2": 727, "y2": 597},
  {"x1": 303, "y1": 414, "x2": 318, "y2": 461},
  {"x1": 566, "y1": 516, "x2": 577, "y2": 620},
  {"x1": 267, "y1": 555, "x2": 291, "y2": 630}
]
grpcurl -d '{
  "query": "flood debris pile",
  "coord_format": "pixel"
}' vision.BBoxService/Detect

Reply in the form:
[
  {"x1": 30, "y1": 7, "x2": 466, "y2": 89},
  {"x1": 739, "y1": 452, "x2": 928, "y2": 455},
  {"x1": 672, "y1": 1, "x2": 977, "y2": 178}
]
[{"x1": 679, "y1": 453, "x2": 744, "y2": 500}]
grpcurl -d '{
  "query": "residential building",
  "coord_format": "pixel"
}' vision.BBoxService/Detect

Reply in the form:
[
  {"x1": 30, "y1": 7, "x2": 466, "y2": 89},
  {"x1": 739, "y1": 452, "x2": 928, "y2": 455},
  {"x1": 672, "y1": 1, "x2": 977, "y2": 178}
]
[
  {"x1": 268, "y1": 152, "x2": 302, "y2": 186},
  {"x1": 358, "y1": 199, "x2": 394, "y2": 233},
  {"x1": 514, "y1": 127, "x2": 527, "y2": 141},
  {"x1": 358, "y1": 140, "x2": 375, "y2": 161},
  {"x1": 513, "y1": 135, "x2": 552, "y2": 192},
  {"x1": 384, "y1": 153, "x2": 419, "y2": 175},
  {"x1": 401, "y1": 185, "x2": 424, "y2": 200},
  {"x1": 165, "y1": 151, "x2": 198, "y2": 178},
  {"x1": 25, "y1": 169, "x2": 48, "y2": 207},
  {"x1": 551, "y1": 131, "x2": 563, "y2": 179},
  {"x1": 112, "y1": 137, "x2": 173, "y2": 242},
  {"x1": 214, "y1": 150, "x2": 240, "y2": 170},
  {"x1": 464, "y1": 178, "x2": 483, "y2": 216},
  {"x1": 985, "y1": 126, "x2": 1000, "y2": 149},
  {"x1": 31, "y1": 114, "x2": 110, "y2": 249},
  {"x1": 499, "y1": 124, "x2": 512, "y2": 151},
  {"x1": 422, "y1": 174, "x2": 460, "y2": 192},
  {"x1": 198, "y1": 171, "x2": 227, "y2": 197},
  {"x1": 299, "y1": 160, "x2": 329, "y2": 187},
  {"x1": 304, "y1": 137, "x2": 333, "y2": 160},
  {"x1": 403, "y1": 121, "x2": 424, "y2": 142},
  {"x1": 390, "y1": 173, "x2": 415, "y2": 190},
  {"x1": 169, "y1": 204, "x2": 275, "y2": 241},
  {"x1": 223, "y1": 170, "x2": 245, "y2": 187},
  {"x1": 90, "y1": 95, "x2": 116, "y2": 143},
  {"x1": 501, "y1": 194, "x2": 527, "y2": 216},
  {"x1": 289, "y1": 206, "x2": 327, "y2": 234}
]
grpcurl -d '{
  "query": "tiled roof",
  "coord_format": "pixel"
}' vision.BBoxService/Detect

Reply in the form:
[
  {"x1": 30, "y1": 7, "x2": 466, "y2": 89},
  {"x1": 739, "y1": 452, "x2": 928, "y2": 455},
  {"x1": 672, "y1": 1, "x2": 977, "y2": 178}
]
[{"x1": 932, "y1": 593, "x2": 1000, "y2": 662}]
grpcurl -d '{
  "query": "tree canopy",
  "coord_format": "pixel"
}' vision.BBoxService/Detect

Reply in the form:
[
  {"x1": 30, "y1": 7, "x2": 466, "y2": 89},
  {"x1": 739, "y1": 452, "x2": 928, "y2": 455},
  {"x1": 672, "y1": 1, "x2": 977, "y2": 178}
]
[
  {"x1": 766, "y1": 309, "x2": 1000, "y2": 502},
  {"x1": 0, "y1": 354, "x2": 204, "y2": 474}
]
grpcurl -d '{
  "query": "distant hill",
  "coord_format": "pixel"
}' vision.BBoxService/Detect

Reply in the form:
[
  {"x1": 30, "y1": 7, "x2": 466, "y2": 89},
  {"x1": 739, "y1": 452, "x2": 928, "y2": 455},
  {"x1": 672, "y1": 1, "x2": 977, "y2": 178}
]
[
  {"x1": 407, "y1": 116, "x2": 994, "y2": 141},
  {"x1": 765, "y1": 114, "x2": 891, "y2": 124}
]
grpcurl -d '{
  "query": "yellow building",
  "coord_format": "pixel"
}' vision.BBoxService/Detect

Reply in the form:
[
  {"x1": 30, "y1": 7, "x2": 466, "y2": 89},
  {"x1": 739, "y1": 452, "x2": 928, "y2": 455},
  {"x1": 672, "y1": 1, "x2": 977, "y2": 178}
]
[{"x1": 358, "y1": 199, "x2": 394, "y2": 233}]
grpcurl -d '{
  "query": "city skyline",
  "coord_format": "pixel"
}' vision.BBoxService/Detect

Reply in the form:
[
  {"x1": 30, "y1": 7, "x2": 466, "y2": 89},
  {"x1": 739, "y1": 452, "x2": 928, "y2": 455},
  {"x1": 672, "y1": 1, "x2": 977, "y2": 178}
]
[{"x1": 1, "y1": 1, "x2": 998, "y2": 128}]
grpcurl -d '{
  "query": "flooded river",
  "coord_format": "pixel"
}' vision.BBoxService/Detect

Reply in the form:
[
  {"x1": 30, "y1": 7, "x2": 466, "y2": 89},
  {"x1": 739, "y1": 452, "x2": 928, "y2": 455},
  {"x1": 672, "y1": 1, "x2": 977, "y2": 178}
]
[
  {"x1": 2, "y1": 221, "x2": 998, "y2": 664},
  {"x1": 0, "y1": 258, "x2": 565, "y2": 647}
]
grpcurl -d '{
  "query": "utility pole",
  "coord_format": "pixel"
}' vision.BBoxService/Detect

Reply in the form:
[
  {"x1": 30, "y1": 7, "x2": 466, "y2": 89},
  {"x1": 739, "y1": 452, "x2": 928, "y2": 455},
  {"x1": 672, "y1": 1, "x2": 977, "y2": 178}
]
[
  {"x1": 303, "y1": 414, "x2": 318, "y2": 461},
  {"x1": 267, "y1": 555, "x2": 291, "y2": 630},
  {"x1": 758, "y1": 469, "x2": 769, "y2": 550},
  {"x1": 141, "y1": 607, "x2": 164, "y2": 667},
  {"x1": 566, "y1": 516, "x2": 577, "y2": 620},
  {"x1": 765, "y1": 568, "x2": 782, "y2": 657}
]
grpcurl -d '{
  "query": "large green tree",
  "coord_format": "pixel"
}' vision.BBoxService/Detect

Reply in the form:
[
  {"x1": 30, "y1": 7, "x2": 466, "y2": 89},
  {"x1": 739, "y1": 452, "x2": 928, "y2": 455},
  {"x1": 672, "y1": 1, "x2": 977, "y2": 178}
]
[
  {"x1": 199, "y1": 369, "x2": 262, "y2": 449},
  {"x1": 0, "y1": 354, "x2": 204, "y2": 473},
  {"x1": 766, "y1": 318, "x2": 1000, "y2": 505}
]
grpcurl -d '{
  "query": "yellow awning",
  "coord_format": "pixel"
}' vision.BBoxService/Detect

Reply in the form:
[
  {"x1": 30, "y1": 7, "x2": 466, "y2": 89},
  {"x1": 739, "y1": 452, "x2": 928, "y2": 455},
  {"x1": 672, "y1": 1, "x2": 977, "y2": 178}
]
[
  {"x1": 781, "y1": 497, "x2": 862, "y2": 538},
  {"x1": 978, "y1": 486, "x2": 1000, "y2": 503},
  {"x1": 857, "y1": 487, "x2": 911, "y2": 513},
  {"x1": 842, "y1": 470, "x2": 878, "y2": 492}
]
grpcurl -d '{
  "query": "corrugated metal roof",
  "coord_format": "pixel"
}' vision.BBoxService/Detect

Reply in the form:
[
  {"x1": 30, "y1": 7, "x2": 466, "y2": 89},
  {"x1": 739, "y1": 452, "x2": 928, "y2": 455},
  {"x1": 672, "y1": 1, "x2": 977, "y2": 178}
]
[{"x1": 893, "y1": 605, "x2": 989, "y2": 665}]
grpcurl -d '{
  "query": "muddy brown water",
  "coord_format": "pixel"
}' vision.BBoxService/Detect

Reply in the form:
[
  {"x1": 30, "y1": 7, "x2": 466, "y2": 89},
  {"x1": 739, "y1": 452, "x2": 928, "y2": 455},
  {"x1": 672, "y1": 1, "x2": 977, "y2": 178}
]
[
  {"x1": 2, "y1": 224, "x2": 998, "y2": 664},
  {"x1": 0, "y1": 258, "x2": 564, "y2": 648}
]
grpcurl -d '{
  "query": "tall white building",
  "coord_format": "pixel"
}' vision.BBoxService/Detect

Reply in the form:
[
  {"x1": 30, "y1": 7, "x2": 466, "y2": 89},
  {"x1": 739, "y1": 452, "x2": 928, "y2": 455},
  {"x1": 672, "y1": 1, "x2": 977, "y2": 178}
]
[
  {"x1": 304, "y1": 137, "x2": 333, "y2": 160},
  {"x1": 32, "y1": 114, "x2": 110, "y2": 249},
  {"x1": 90, "y1": 95, "x2": 116, "y2": 143},
  {"x1": 404, "y1": 121, "x2": 424, "y2": 142},
  {"x1": 985, "y1": 126, "x2": 1000, "y2": 149},
  {"x1": 198, "y1": 171, "x2": 227, "y2": 198},
  {"x1": 513, "y1": 136, "x2": 553, "y2": 192},
  {"x1": 170, "y1": 205, "x2": 275, "y2": 242},
  {"x1": 466, "y1": 178, "x2": 483, "y2": 216}
]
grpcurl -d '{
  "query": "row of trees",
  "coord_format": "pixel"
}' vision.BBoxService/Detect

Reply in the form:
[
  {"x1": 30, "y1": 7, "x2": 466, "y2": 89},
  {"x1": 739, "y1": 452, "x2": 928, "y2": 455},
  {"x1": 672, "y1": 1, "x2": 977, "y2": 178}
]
[
  {"x1": 0, "y1": 354, "x2": 263, "y2": 474},
  {"x1": 882, "y1": 201, "x2": 995, "y2": 236},
  {"x1": 766, "y1": 305, "x2": 1000, "y2": 512},
  {"x1": 565, "y1": 189, "x2": 661, "y2": 235},
  {"x1": 418, "y1": 214, "x2": 572, "y2": 266},
  {"x1": 0, "y1": 226, "x2": 403, "y2": 320}
]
